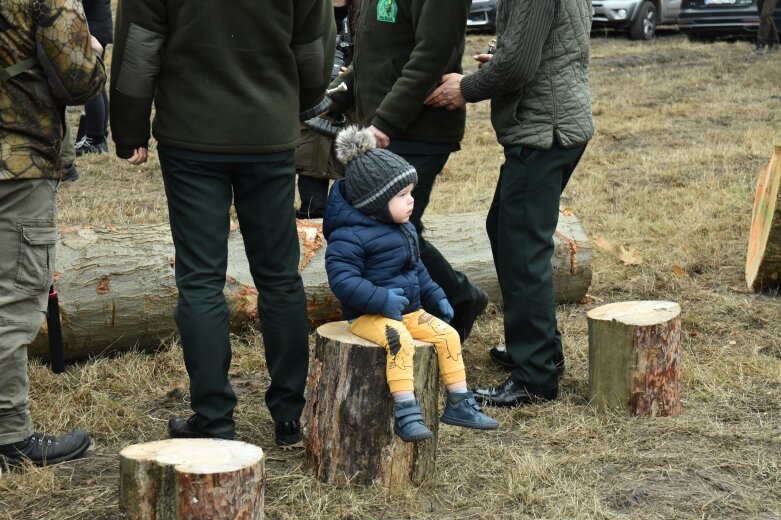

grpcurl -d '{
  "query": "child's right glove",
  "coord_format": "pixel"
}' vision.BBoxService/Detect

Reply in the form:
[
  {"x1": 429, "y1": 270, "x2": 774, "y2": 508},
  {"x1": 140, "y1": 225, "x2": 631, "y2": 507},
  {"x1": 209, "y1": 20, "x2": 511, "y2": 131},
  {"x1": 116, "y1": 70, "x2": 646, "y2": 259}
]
[{"x1": 381, "y1": 288, "x2": 409, "y2": 321}]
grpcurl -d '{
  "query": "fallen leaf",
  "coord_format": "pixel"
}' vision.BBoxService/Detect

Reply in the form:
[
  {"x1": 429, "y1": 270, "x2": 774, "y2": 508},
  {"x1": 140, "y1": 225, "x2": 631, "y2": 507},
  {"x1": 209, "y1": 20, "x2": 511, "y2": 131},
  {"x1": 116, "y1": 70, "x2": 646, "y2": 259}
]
[
  {"x1": 618, "y1": 245, "x2": 642, "y2": 266},
  {"x1": 672, "y1": 265, "x2": 689, "y2": 277},
  {"x1": 440, "y1": 166, "x2": 451, "y2": 174},
  {"x1": 580, "y1": 294, "x2": 595, "y2": 304},
  {"x1": 561, "y1": 207, "x2": 574, "y2": 216},
  {"x1": 592, "y1": 235, "x2": 614, "y2": 252}
]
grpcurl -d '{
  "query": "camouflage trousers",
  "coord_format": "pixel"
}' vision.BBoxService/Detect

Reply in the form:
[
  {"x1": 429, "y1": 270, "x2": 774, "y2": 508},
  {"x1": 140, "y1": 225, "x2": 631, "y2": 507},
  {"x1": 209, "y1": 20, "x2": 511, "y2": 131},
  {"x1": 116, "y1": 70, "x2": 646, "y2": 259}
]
[{"x1": 0, "y1": 179, "x2": 58, "y2": 444}]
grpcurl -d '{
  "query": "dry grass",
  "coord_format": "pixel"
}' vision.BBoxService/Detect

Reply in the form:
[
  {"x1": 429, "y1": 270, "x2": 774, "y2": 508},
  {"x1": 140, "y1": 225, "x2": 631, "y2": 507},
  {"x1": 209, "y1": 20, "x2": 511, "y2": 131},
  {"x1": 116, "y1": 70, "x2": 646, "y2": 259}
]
[{"x1": 2, "y1": 33, "x2": 781, "y2": 519}]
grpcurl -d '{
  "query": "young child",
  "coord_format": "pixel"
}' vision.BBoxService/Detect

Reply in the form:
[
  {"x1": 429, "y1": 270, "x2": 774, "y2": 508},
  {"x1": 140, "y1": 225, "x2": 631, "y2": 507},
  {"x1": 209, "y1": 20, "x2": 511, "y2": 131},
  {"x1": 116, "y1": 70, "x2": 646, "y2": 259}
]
[{"x1": 323, "y1": 127, "x2": 498, "y2": 442}]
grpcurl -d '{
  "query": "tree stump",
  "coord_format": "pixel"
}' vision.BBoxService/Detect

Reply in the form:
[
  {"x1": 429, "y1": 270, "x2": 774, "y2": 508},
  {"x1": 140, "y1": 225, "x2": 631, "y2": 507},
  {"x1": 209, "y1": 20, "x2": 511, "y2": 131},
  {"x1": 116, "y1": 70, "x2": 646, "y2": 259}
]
[
  {"x1": 587, "y1": 301, "x2": 681, "y2": 417},
  {"x1": 746, "y1": 145, "x2": 781, "y2": 291},
  {"x1": 303, "y1": 321, "x2": 440, "y2": 488},
  {"x1": 119, "y1": 438, "x2": 265, "y2": 519}
]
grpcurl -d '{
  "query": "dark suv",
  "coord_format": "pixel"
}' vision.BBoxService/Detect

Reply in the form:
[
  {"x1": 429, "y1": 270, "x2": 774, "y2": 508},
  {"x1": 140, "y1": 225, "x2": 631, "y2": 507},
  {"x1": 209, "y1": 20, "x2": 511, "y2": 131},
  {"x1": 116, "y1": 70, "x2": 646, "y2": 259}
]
[
  {"x1": 678, "y1": 0, "x2": 781, "y2": 40},
  {"x1": 468, "y1": 0, "x2": 497, "y2": 33}
]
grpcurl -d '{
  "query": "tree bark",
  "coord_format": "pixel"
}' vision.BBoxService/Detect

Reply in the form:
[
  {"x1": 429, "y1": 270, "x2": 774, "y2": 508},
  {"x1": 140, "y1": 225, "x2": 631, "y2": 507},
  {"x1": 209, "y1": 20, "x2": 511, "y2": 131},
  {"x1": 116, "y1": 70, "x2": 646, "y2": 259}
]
[
  {"x1": 587, "y1": 301, "x2": 682, "y2": 417},
  {"x1": 303, "y1": 321, "x2": 439, "y2": 488},
  {"x1": 29, "y1": 211, "x2": 591, "y2": 361},
  {"x1": 746, "y1": 145, "x2": 781, "y2": 291},
  {"x1": 119, "y1": 438, "x2": 265, "y2": 520}
]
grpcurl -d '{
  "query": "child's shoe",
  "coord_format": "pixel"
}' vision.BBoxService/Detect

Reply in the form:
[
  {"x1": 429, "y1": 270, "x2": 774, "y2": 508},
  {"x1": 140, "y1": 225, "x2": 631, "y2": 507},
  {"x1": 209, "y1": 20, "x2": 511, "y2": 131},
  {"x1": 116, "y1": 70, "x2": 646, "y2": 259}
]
[
  {"x1": 441, "y1": 391, "x2": 499, "y2": 430},
  {"x1": 393, "y1": 400, "x2": 433, "y2": 442}
]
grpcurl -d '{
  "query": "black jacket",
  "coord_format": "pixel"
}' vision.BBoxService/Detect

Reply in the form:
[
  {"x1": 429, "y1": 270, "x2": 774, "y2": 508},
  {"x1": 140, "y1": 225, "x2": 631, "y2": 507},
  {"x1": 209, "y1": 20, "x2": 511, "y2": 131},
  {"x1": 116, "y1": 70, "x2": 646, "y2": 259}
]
[{"x1": 82, "y1": 0, "x2": 112, "y2": 47}]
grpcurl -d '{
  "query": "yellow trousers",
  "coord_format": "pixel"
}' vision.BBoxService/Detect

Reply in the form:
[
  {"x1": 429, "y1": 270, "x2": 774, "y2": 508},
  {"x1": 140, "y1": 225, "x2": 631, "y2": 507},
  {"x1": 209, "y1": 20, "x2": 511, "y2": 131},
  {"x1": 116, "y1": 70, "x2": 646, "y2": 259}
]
[{"x1": 350, "y1": 309, "x2": 466, "y2": 393}]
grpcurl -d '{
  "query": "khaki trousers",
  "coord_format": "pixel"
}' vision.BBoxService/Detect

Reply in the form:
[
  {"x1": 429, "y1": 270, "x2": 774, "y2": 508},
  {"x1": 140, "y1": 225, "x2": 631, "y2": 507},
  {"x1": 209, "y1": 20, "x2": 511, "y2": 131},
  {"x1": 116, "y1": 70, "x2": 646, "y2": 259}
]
[{"x1": 0, "y1": 179, "x2": 58, "y2": 444}]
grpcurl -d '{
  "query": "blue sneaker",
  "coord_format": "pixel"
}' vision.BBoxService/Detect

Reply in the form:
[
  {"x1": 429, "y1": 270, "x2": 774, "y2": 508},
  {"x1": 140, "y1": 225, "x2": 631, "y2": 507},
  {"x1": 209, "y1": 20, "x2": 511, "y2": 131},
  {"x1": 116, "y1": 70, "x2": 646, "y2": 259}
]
[
  {"x1": 441, "y1": 391, "x2": 499, "y2": 430},
  {"x1": 393, "y1": 400, "x2": 433, "y2": 442}
]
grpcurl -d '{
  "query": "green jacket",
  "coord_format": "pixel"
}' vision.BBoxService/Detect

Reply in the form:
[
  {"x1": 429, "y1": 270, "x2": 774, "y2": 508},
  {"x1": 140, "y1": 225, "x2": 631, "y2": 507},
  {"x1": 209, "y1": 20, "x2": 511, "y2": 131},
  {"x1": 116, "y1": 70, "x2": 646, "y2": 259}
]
[
  {"x1": 0, "y1": 0, "x2": 105, "y2": 180},
  {"x1": 110, "y1": 0, "x2": 331, "y2": 158},
  {"x1": 461, "y1": 0, "x2": 593, "y2": 149},
  {"x1": 329, "y1": 0, "x2": 469, "y2": 144}
]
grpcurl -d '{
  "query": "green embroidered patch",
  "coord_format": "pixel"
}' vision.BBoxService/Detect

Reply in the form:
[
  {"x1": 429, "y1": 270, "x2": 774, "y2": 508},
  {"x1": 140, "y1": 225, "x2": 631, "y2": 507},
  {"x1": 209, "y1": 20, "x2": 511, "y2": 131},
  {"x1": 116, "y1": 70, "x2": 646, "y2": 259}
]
[{"x1": 377, "y1": 0, "x2": 397, "y2": 23}]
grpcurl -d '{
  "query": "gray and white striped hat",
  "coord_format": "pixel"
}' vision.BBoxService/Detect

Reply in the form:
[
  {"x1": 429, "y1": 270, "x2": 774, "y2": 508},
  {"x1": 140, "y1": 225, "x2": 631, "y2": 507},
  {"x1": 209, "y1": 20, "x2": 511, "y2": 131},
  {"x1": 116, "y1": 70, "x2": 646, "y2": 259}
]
[{"x1": 335, "y1": 126, "x2": 418, "y2": 219}]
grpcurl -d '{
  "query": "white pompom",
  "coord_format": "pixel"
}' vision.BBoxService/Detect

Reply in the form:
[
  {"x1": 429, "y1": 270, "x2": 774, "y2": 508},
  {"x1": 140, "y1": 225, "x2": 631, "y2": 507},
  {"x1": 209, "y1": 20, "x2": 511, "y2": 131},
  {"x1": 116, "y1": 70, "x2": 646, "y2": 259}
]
[{"x1": 335, "y1": 126, "x2": 377, "y2": 165}]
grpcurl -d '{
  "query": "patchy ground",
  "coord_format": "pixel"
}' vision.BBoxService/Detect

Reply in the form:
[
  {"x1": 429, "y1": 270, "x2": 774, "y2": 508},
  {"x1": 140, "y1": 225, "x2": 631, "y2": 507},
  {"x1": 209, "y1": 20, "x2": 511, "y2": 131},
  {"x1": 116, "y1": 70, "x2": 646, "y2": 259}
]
[{"x1": 1, "y1": 34, "x2": 780, "y2": 519}]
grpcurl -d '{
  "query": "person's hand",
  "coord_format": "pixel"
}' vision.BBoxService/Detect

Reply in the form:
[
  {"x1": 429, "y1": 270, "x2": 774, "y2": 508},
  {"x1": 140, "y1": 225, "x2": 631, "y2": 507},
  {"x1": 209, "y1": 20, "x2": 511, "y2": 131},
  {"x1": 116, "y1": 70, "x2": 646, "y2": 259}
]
[
  {"x1": 423, "y1": 73, "x2": 466, "y2": 110},
  {"x1": 436, "y1": 298, "x2": 454, "y2": 323},
  {"x1": 368, "y1": 125, "x2": 390, "y2": 148},
  {"x1": 381, "y1": 288, "x2": 409, "y2": 321},
  {"x1": 474, "y1": 53, "x2": 493, "y2": 69},
  {"x1": 127, "y1": 147, "x2": 148, "y2": 165},
  {"x1": 89, "y1": 35, "x2": 103, "y2": 56}
]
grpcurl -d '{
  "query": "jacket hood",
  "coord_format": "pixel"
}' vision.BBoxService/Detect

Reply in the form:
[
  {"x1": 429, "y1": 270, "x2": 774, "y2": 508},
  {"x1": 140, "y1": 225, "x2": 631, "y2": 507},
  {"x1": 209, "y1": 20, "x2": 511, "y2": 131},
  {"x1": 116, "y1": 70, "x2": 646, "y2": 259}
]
[{"x1": 323, "y1": 179, "x2": 387, "y2": 240}]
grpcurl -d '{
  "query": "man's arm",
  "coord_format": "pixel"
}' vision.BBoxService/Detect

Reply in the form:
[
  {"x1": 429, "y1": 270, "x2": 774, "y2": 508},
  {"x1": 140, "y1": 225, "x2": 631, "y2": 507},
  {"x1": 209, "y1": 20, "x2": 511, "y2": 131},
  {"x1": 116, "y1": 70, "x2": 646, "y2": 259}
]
[
  {"x1": 109, "y1": 0, "x2": 167, "y2": 159},
  {"x1": 371, "y1": 0, "x2": 470, "y2": 137},
  {"x1": 459, "y1": 0, "x2": 555, "y2": 103},
  {"x1": 293, "y1": 0, "x2": 330, "y2": 112},
  {"x1": 36, "y1": 0, "x2": 106, "y2": 105}
]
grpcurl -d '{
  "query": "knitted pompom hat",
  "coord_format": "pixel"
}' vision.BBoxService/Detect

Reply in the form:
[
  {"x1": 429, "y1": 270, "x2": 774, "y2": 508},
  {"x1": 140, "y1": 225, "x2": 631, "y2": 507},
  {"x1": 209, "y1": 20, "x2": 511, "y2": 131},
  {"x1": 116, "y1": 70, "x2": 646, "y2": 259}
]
[{"x1": 335, "y1": 126, "x2": 418, "y2": 220}]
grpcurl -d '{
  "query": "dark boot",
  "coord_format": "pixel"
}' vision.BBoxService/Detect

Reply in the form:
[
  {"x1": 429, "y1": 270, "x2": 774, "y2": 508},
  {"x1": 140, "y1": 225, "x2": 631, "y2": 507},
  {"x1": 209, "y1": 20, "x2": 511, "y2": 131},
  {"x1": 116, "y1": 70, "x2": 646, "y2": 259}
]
[
  {"x1": 0, "y1": 429, "x2": 90, "y2": 468},
  {"x1": 473, "y1": 376, "x2": 558, "y2": 407},
  {"x1": 275, "y1": 419, "x2": 304, "y2": 450},
  {"x1": 393, "y1": 400, "x2": 433, "y2": 442},
  {"x1": 168, "y1": 415, "x2": 229, "y2": 439},
  {"x1": 441, "y1": 391, "x2": 499, "y2": 430}
]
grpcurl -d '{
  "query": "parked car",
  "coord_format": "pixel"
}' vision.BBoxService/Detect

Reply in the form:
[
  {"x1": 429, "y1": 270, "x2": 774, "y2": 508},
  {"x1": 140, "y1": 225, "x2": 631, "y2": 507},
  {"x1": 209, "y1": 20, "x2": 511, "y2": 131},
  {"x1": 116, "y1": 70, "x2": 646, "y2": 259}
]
[
  {"x1": 467, "y1": 0, "x2": 497, "y2": 33},
  {"x1": 678, "y1": 0, "x2": 781, "y2": 40},
  {"x1": 592, "y1": 0, "x2": 681, "y2": 39}
]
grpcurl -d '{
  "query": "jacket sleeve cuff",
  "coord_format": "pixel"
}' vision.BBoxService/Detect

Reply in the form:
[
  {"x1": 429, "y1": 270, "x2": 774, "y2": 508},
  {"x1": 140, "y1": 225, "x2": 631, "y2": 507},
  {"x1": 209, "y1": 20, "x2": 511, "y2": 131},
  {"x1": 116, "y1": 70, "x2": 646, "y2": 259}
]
[
  {"x1": 115, "y1": 145, "x2": 139, "y2": 159},
  {"x1": 460, "y1": 74, "x2": 487, "y2": 104}
]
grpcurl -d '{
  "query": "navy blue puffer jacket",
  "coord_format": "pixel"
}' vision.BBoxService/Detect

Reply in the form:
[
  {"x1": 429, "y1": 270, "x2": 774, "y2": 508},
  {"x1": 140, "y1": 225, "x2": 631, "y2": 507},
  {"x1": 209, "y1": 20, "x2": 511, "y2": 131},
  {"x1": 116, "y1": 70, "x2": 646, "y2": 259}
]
[{"x1": 323, "y1": 179, "x2": 446, "y2": 321}]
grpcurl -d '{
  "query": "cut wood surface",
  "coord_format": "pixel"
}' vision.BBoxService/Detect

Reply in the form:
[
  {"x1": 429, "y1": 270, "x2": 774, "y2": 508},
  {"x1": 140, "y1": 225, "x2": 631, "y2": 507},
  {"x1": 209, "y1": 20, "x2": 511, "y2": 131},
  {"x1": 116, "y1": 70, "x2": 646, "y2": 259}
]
[
  {"x1": 587, "y1": 301, "x2": 682, "y2": 417},
  {"x1": 119, "y1": 438, "x2": 265, "y2": 520},
  {"x1": 746, "y1": 145, "x2": 781, "y2": 291},
  {"x1": 303, "y1": 321, "x2": 439, "y2": 488},
  {"x1": 30, "y1": 211, "x2": 591, "y2": 361}
]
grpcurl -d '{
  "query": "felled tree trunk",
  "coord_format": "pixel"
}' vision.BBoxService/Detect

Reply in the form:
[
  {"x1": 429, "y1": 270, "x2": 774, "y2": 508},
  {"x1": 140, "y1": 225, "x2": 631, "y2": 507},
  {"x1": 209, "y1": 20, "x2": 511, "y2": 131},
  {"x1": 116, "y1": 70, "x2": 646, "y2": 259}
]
[
  {"x1": 303, "y1": 322, "x2": 439, "y2": 488},
  {"x1": 746, "y1": 145, "x2": 781, "y2": 291},
  {"x1": 29, "y1": 211, "x2": 591, "y2": 361},
  {"x1": 587, "y1": 301, "x2": 682, "y2": 417},
  {"x1": 119, "y1": 438, "x2": 265, "y2": 520}
]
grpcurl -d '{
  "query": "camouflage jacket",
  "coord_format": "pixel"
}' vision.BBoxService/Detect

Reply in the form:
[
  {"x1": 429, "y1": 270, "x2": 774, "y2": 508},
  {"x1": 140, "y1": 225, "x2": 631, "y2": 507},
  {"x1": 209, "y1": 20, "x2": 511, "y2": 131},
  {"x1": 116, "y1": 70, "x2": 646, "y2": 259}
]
[{"x1": 1, "y1": 0, "x2": 106, "y2": 180}]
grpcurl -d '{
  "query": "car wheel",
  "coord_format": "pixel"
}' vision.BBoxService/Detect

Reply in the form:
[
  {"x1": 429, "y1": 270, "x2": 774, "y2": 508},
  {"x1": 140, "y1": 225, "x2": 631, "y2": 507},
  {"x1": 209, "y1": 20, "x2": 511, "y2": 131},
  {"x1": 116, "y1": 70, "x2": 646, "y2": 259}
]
[{"x1": 629, "y1": 1, "x2": 656, "y2": 40}]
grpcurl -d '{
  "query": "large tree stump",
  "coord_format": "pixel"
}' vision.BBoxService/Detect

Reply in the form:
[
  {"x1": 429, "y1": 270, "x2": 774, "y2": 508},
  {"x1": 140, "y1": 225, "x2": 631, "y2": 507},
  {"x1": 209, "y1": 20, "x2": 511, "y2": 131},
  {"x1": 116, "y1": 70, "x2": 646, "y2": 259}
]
[
  {"x1": 746, "y1": 145, "x2": 781, "y2": 291},
  {"x1": 29, "y1": 211, "x2": 591, "y2": 361},
  {"x1": 587, "y1": 301, "x2": 681, "y2": 417},
  {"x1": 303, "y1": 321, "x2": 440, "y2": 488},
  {"x1": 119, "y1": 438, "x2": 265, "y2": 519}
]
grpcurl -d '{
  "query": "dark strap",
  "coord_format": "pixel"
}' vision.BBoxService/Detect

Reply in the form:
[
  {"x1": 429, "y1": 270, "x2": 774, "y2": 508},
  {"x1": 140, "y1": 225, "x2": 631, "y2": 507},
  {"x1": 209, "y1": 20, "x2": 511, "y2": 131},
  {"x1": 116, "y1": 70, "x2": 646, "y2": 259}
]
[{"x1": 0, "y1": 57, "x2": 37, "y2": 85}]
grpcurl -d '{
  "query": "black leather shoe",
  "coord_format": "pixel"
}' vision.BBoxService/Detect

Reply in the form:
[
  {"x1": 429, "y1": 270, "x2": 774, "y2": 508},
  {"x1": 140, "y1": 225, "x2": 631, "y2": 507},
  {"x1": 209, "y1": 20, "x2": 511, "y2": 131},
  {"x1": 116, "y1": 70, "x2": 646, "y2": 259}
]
[
  {"x1": 451, "y1": 289, "x2": 489, "y2": 343},
  {"x1": 275, "y1": 420, "x2": 304, "y2": 450},
  {"x1": 489, "y1": 344, "x2": 566, "y2": 376},
  {"x1": 168, "y1": 415, "x2": 220, "y2": 439},
  {"x1": 0, "y1": 429, "x2": 90, "y2": 468},
  {"x1": 473, "y1": 376, "x2": 558, "y2": 407}
]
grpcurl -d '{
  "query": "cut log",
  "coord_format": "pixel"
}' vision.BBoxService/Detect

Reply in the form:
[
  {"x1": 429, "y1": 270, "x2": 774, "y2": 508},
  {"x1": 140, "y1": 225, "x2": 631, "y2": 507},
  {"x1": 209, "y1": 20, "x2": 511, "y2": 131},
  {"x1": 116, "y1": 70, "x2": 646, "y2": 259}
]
[
  {"x1": 303, "y1": 321, "x2": 439, "y2": 488},
  {"x1": 29, "y1": 211, "x2": 591, "y2": 361},
  {"x1": 587, "y1": 301, "x2": 681, "y2": 417},
  {"x1": 746, "y1": 145, "x2": 781, "y2": 291},
  {"x1": 119, "y1": 438, "x2": 265, "y2": 520}
]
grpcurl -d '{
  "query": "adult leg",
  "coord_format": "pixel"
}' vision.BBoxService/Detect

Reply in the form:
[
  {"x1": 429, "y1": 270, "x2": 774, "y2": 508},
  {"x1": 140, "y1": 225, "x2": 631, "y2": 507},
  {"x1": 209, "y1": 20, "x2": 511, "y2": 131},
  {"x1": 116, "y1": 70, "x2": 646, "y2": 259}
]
[
  {"x1": 233, "y1": 154, "x2": 309, "y2": 425},
  {"x1": 396, "y1": 151, "x2": 487, "y2": 341},
  {"x1": 0, "y1": 180, "x2": 58, "y2": 446},
  {"x1": 296, "y1": 175, "x2": 330, "y2": 219},
  {"x1": 159, "y1": 151, "x2": 236, "y2": 439},
  {"x1": 483, "y1": 143, "x2": 587, "y2": 398}
]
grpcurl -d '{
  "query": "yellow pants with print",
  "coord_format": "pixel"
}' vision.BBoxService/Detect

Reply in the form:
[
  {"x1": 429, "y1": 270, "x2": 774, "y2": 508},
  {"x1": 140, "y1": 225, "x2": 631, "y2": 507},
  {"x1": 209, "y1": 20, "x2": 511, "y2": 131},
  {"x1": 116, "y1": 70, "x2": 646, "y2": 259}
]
[{"x1": 350, "y1": 309, "x2": 466, "y2": 393}]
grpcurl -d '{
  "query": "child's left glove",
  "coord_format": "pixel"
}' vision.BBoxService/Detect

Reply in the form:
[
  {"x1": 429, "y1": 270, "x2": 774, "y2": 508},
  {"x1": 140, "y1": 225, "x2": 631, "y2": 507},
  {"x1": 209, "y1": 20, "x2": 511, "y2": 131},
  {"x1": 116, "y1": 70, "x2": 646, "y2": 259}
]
[{"x1": 436, "y1": 298, "x2": 454, "y2": 323}]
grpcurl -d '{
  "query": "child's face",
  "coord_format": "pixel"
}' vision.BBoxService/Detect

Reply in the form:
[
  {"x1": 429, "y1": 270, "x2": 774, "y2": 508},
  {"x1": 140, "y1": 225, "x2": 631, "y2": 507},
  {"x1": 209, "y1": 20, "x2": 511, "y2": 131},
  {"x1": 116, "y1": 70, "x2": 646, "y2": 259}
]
[{"x1": 388, "y1": 183, "x2": 415, "y2": 224}]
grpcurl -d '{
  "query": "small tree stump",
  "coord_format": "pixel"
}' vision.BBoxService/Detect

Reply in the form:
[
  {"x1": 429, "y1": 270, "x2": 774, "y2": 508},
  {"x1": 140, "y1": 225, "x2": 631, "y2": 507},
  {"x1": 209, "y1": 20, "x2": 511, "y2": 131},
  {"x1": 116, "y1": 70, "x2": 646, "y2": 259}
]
[
  {"x1": 303, "y1": 321, "x2": 440, "y2": 488},
  {"x1": 746, "y1": 145, "x2": 781, "y2": 291},
  {"x1": 119, "y1": 438, "x2": 265, "y2": 519},
  {"x1": 587, "y1": 301, "x2": 681, "y2": 417}
]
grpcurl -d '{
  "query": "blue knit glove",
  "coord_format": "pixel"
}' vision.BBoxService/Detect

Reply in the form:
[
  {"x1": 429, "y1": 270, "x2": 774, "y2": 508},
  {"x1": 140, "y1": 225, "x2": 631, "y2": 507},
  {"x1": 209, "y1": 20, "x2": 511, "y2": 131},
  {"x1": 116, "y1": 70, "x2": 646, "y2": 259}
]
[
  {"x1": 381, "y1": 288, "x2": 409, "y2": 321},
  {"x1": 436, "y1": 298, "x2": 454, "y2": 323}
]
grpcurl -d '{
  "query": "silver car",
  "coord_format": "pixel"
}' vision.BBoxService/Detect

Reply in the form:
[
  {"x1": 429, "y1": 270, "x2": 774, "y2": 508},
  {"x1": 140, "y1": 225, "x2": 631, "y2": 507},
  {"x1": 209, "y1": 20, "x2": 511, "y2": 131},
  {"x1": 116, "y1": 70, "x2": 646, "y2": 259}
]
[{"x1": 592, "y1": 0, "x2": 681, "y2": 39}]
